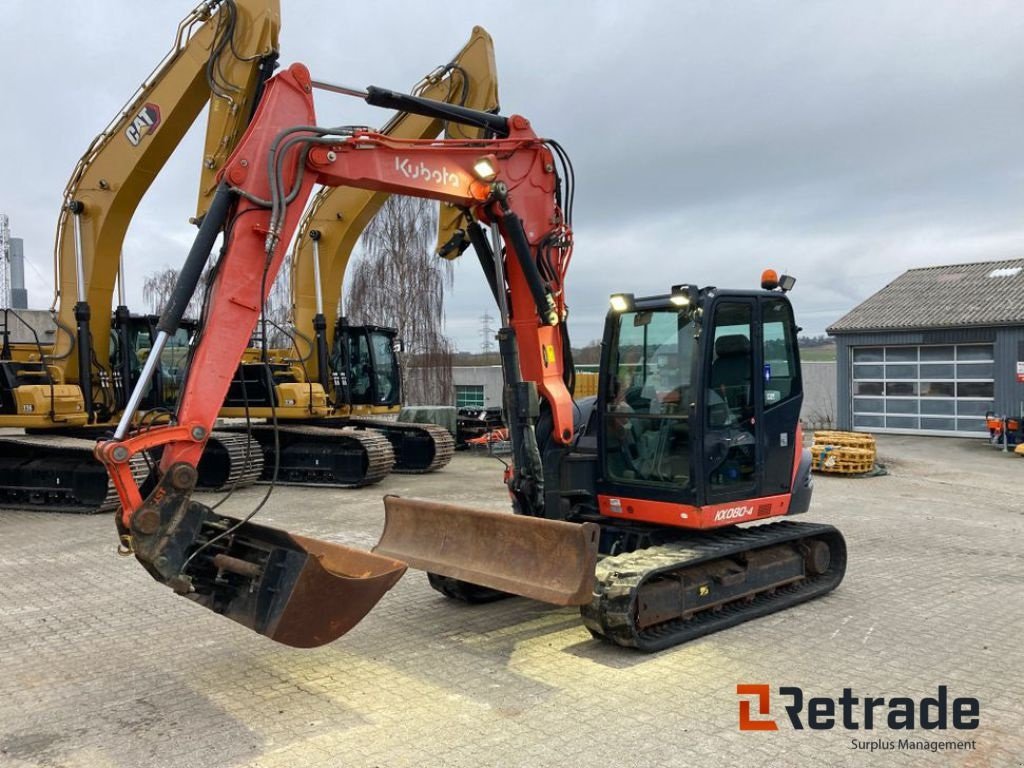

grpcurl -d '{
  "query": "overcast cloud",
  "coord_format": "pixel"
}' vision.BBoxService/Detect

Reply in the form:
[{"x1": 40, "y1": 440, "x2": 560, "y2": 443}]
[{"x1": 1, "y1": 1, "x2": 1022, "y2": 350}]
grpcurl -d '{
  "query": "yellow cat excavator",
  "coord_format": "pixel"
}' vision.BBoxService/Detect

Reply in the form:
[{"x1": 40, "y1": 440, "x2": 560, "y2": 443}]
[
  {"x1": 0, "y1": 0, "x2": 279, "y2": 512},
  {"x1": 98, "y1": 61, "x2": 846, "y2": 652},
  {"x1": 214, "y1": 28, "x2": 499, "y2": 486}
]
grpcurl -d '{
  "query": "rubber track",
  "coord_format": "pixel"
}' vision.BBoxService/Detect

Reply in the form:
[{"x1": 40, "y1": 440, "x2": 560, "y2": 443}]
[
  {"x1": 340, "y1": 418, "x2": 454, "y2": 474},
  {"x1": 0, "y1": 434, "x2": 149, "y2": 514},
  {"x1": 581, "y1": 521, "x2": 847, "y2": 651},
  {"x1": 221, "y1": 424, "x2": 395, "y2": 487},
  {"x1": 199, "y1": 432, "x2": 265, "y2": 491}
]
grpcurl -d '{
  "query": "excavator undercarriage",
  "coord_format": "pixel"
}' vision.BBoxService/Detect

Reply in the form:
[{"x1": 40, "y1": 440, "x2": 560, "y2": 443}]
[
  {"x1": 582, "y1": 522, "x2": 846, "y2": 651},
  {"x1": 217, "y1": 423, "x2": 394, "y2": 487},
  {"x1": 0, "y1": 429, "x2": 261, "y2": 514},
  {"x1": 309, "y1": 418, "x2": 455, "y2": 474},
  {"x1": 0, "y1": 435, "x2": 147, "y2": 514}
]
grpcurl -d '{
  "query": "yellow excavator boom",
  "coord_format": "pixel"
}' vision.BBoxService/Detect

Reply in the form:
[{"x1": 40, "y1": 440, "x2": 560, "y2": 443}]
[
  {"x1": 51, "y1": 0, "x2": 279, "y2": 389},
  {"x1": 0, "y1": 0, "x2": 279, "y2": 512},
  {"x1": 289, "y1": 26, "x2": 499, "y2": 381}
]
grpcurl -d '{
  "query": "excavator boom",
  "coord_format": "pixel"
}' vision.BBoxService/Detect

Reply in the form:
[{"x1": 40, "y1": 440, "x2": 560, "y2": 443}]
[
  {"x1": 52, "y1": 0, "x2": 279, "y2": 401},
  {"x1": 97, "y1": 62, "x2": 584, "y2": 647},
  {"x1": 215, "y1": 27, "x2": 501, "y2": 486}
]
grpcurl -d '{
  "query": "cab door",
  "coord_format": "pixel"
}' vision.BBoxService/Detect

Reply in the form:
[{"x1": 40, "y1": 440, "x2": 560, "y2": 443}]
[
  {"x1": 699, "y1": 298, "x2": 762, "y2": 504},
  {"x1": 757, "y1": 296, "x2": 803, "y2": 496}
]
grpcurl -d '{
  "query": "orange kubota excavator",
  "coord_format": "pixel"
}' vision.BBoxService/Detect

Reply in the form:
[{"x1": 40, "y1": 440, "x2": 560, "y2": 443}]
[{"x1": 97, "y1": 62, "x2": 846, "y2": 651}]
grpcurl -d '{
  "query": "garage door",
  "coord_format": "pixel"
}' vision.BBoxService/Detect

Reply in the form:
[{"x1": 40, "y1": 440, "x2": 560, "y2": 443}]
[{"x1": 851, "y1": 344, "x2": 994, "y2": 436}]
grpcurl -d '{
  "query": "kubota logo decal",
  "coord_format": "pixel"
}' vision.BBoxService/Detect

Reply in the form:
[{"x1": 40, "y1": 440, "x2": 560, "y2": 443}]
[
  {"x1": 714, "y1": 505, "x2": 754, "y2": 522},
  {"x1": 394, "y1": 157, "x2": 461, "y2": 187},
  {"x1": 125, "y1": 103, "x2": 161, "y2": 146}
]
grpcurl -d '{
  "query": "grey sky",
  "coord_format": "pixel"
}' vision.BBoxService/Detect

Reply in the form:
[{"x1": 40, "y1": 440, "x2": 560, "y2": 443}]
[{"x1": 2, "y1": 1, "x2": 1022, "y2": 351}]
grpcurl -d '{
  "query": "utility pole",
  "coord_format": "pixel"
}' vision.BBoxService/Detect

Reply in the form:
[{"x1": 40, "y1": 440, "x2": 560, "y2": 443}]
[{"x1": 479, "y1": 310, "x2": 495, "y2": 355}]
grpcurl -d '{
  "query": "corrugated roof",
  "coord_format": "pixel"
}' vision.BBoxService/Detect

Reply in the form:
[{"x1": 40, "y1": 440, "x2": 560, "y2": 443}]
[{"x1": 827, "y1": 257, "x2": 1024, "y2": 334}]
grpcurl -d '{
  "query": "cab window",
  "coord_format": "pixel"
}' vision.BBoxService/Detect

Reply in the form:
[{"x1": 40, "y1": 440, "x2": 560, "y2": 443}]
[
  {"x1": 705, "y1": 302, "x2": 756, "y2": 493},
  {"x1": 369, "y1": 331, "x2": 400, "y2": 405},
  {"x1": 762, "y1": 299, "x2": 798, "y2": 406},
  {"x1": 603, "y1": 309, "x2": 695, "y2": 489}
]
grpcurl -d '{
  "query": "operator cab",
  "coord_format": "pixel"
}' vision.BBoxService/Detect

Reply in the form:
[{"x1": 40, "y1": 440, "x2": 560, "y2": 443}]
[
  {"x1": 596, "y1": 277, "x2": 803, "y2": 513},
  {"x1": 109, "y1": 314, "x2": 195, "y2": 412},
  {"x1": 330, "y1": 321, "x2": 402, "y2": 408}
]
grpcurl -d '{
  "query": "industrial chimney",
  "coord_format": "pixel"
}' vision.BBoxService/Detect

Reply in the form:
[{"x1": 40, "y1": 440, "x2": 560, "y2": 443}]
[{"x1": 10, "y1": 237, "x2": 27, "y2": 309}]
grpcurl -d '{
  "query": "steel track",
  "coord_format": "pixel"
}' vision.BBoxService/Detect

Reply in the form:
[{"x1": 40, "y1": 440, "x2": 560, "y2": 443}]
[
  {"x1": 0, "y1": 434, "x2": 149, "y2": 514},
  {"x1": 581, "y1": 521, "x2": 847, "y2": 651},
  {"x1": 344, "y1": 418, "x2": 454, "y2": 473}
]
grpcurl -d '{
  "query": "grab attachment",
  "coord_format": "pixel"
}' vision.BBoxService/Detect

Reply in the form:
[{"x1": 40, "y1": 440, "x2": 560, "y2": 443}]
[
  {"x1": 375, "y1": 496, "x2": 599, "y2": 606},
  {"x1": 125, "y1": 464, "x2": 407, "y2": 648}
]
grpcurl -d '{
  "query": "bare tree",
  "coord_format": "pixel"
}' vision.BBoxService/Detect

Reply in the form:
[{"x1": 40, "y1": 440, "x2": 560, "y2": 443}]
[
  {"x1": 142, "y1": 259, "x2": 291, "y2": 349},
  {"x1": 142, "y1": 267, "x2": 206, "y2": 318},
  {"x1": 345, "y1": 196, "x2": 454, "y2": 405}
]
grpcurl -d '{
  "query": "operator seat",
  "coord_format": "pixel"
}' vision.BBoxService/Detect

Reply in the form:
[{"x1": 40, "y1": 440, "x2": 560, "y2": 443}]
[{"x1": 709, "y1": 334, "x2": 752, "y2": 416}]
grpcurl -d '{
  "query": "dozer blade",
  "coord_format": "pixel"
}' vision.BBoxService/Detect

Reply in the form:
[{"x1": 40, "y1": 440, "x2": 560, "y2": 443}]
[
  {"x1": 374, "y1": 496, "x2": 600, "y2": 606},
  {"x1": 126, "y1": 474, "x2": 407, "y2": 648}
]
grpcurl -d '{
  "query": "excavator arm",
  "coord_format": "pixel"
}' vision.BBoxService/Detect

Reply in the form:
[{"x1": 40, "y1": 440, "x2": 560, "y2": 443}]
[
  {"x1": 51, "y1": 0, "x2": 279, "y2": 421},
  {"x1": 96, "y1": 62, "x2": 592, "y2": 648},
  {"x1": 290, "y1": 26, "x2": 500, "y2": 385},
  {"x1": 210, "y1": 31, "x2": 500, "y2": 487}
]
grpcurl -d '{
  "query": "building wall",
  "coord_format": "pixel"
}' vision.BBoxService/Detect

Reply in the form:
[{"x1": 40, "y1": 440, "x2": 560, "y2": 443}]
[
  {"x1": 1, "y1": 308, "x2": 56, "y2": 346},
  {"x1": 800, "y1": 361, "x2": 837, "y2": 429},
  {"x1": 994, "y1": 326, "x2": 1024, "y2": 420},
  {"x1": 451, "y1": 366, "x2": 504, "y2": 408},
  {"x1": 833, "y1": 325, "x2": 1019, "y2": 432}
]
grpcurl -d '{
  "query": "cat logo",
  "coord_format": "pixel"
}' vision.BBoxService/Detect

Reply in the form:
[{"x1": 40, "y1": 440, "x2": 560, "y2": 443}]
[{"x1": 125, "y1": 104, "x2": 161, "y2": 147}]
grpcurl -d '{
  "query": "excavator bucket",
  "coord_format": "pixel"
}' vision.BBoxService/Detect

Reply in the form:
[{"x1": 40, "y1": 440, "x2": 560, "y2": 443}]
[
  {"x1": 191, "y1": 524, "x2": 408, "y2": 648},
  {"x1": 132, "y1": 502, "x2": 408, "y2": 648},
  {"x1": 257, "y1": 531, "x2": 408, "y2": 648},
  {"x1": 374, "y1": 496, "x2": 600, "y2": 605}
]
